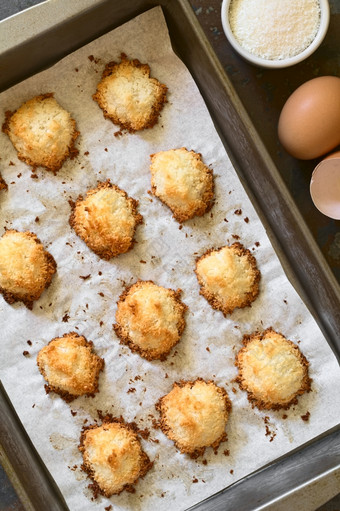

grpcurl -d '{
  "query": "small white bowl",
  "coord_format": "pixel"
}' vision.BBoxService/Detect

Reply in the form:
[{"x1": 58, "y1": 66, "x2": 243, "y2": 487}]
[{"x1": 221, "y1": 0, "x2": 330, "y2": 69}]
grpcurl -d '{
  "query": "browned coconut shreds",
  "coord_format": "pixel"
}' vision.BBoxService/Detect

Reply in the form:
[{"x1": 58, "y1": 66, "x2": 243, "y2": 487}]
[{"x1": 0, "y1": 173, "x2": 7, "y2": 191}]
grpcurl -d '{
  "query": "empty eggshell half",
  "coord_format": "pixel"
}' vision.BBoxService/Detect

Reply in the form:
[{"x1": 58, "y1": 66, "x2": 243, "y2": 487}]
[
  {"x1": 278, "y1": 76, "x2": 340, "y2": 160},
  {"x1": 310, "y1": 151, "x2": 340, "y2": 219}
]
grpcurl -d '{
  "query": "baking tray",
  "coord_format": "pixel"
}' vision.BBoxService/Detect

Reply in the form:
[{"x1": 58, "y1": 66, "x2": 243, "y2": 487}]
[{"x1": 0, "y1": 1, "x2": 339, "y2": 510}]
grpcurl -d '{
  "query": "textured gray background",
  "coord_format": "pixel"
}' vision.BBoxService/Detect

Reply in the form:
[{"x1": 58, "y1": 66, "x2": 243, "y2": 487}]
[{"x1": 0, "y1": 0, "x2": 45, "y2": 20}]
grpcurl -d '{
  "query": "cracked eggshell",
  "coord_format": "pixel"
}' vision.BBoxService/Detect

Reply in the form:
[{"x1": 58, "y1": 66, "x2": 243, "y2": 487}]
[{"x1": 310, "y1": 151, "x2": 340, "y2": 219}]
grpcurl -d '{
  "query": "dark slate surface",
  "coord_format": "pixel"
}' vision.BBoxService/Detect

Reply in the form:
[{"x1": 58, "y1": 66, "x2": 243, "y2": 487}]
[{"x1": 0, "y1": 0, "x2": 45, "y2": 20}]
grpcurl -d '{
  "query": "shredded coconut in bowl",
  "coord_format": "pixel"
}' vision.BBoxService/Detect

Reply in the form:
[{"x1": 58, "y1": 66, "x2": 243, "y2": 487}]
[{"x1": 229, "y1": 0, "x2": 321, "y2": 60}]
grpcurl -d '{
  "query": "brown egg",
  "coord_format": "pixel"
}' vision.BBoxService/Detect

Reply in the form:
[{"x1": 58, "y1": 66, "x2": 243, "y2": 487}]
[{"x1": 278, "y1": 76, "x2": 340, "y2": 160}]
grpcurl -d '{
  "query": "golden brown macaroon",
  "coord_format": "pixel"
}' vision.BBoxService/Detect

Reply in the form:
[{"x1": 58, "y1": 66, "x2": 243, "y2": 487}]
[
  {"x1": 0, "y1": 229, "x2": 56, "y2": 309},
  {"x1": 150, "y1": 148, "x2": 214, "y2": 223},
  {"x1": 195, "y1": 242, "x2": 260, "y2": 316},
  {"x1": 69, "y1": 180, "x2": 143, "y2": 260},
  {"x1": 114, "y1": 280, "x2": 187, "y2": 360},
  {"x1": 0, "y1": 173, "x2": 7, "y2": 191},
  {"x1": 156, "y1": 378, "x2": 231, "y2": 457},
  {"x1": 235, "y1": 328, "x2": 312, "y2": 410},
  {"x1": 79, "y1": 416, "x2": 152, "y2": 497},
  {"x1": 37, "y1": 332, "x2": 104, "y2": 402},
  {"x1": 2, "y1": 93, "x2": 79, "y2": 174},
  {"x1": 93, "y1": 53, "x2": 167, "y2": 134}
]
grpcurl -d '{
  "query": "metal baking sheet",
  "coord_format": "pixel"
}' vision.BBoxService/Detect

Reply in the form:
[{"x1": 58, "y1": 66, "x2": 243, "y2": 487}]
[{"x1": 0, "y1": 1, "x2": 339, "y2": 510}]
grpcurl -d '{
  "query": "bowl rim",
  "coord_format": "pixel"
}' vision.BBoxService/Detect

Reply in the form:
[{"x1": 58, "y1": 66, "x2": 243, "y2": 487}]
[{"x1": 221, "y1": 0, "x2": 330, "y2": 69}]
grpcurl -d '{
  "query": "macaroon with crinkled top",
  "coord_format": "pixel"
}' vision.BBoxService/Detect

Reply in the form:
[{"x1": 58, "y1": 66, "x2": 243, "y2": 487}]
[
  {"x1": 150, "y1": 147, "x2": 214, "y2": 222},
  {"x1": 235, "y1": 328, "x2": 312, "y2": 410},
  {"x1": 69, "y1": 180, "x2": 143, "y2": 260},
  {"x1": 114, "y1": 280, "x2": 187, "y2": 360},
  {"x1": 93, "y1": 53, "x2": 167, "y2": 134},
  {"x1": 156, "y1": 378, "x2": 231, "y2": 457},
  {"x1": 79, "y1": 417, "x2": 152, "y2": 497},
  {"x1": 37, "y1": 332, "x2": 104, "y2": 402},
  {"x1": 2, "y1": 93, "x2": 79, "y2": 174},
  {"x1": 195, "y1": 242, "x2": 260, "y2": 316},
  {"x1": 0, "y1": 229, "x2": 56, "y2": 309}
]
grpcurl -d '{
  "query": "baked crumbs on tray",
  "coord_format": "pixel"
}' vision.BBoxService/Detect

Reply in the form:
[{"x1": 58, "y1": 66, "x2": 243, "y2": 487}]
[
  {"x1": 0, "y1": 172, "x2": 7, "y2": 190},
  {"x1": 1, "y1": 7, "x2": 339, "y2": 511}
]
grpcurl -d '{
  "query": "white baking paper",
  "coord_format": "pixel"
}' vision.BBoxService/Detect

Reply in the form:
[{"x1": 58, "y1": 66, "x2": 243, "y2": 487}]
[{"x1": 0, "y1": 7, "x2": 339, "y2": 511}]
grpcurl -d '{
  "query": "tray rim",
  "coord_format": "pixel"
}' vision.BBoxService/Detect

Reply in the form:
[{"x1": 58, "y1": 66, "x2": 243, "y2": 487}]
[{"x1": 0, "y1": 0, "x2": 339, "y2": 510}]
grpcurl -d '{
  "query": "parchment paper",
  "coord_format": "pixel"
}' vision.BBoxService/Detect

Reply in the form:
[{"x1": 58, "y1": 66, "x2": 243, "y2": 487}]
[{"x1": 0, "y1": 7, "x2": 339, "y2": 511}]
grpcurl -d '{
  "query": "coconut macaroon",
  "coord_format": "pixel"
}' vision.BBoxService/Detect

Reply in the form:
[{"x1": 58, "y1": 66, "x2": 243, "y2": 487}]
[
  {"x1": 235, "y1": 328, "x2": 312, "y2": 410},
  {"x1": 150, "y1": 148, "x2": 214, "y2": 223},
  {"x1": 69, "y1": 180, "x2": 143, "y2": 260},
  {"x1": 37, "y1": 332, "x2": 104, "y2": 402},
  {"x1": 114, "y1": 280, "x2": 187, "y2": 361},
  {"x1": 0, "y1": 229, "x2": 56, "y2": 309},
  {"x1": 156, "y1": 379, "x2": 231, "y2": 457},
  {"x1": 195, "y1": 242, "x2": 260, "y2": 316},
  {"x1": 2, "y1": 93, "x2": 79, "y2": 174},
  {"x1": 0, "y1": 173, "x2": 7, "y2": 191},
  {"x1": 79, "y1": 417, "x2": 152, "y2": 497},
  {"x1": 93, "y1": 53, "x2": 167, "y2": 134}
]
